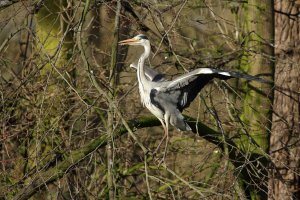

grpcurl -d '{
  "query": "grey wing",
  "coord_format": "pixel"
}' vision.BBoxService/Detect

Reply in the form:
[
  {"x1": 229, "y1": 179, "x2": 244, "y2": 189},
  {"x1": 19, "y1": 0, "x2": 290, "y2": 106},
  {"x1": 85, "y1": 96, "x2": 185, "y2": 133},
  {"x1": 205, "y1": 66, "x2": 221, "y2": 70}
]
[
  {"x1": 150, "y1": 89, "x2": 192, "y2": 131},
  {"x1": 160, "y1": 68, "x2": 270, "y2": 111},
  {"x1": 157, "y1": 68, "x2": 230, "y2": 110},
  {"x1": 165, "y1": 67, "x2": 271, "y2": 90},
  {"x1": 130, "y1": 63, "x2": 165, "y2": 82}
]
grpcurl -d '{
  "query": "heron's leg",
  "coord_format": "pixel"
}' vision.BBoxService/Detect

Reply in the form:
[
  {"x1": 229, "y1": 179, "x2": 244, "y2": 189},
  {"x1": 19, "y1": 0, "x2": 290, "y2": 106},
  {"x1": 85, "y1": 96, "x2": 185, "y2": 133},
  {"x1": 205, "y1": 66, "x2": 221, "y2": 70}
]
[
  {"x1": 161, "y1": 120, "x2": 169, "y2": 162},
  {"x1": 154, "y1": 119, "x2": 167, "y2": 155},
  {"x1": 158, "y1": 113, "x2": 171, "y2": 165}
]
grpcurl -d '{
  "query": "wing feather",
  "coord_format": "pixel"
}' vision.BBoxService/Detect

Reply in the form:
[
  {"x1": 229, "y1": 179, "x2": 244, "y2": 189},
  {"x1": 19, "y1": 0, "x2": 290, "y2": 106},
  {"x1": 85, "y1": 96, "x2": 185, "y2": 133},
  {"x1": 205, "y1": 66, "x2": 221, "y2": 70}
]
[
  {"x1": 152, "y1": 67, "x2": 271, "y2": 112},
  {"x1": 162, "y1": 67, "x2": 270, "y2": 92}
]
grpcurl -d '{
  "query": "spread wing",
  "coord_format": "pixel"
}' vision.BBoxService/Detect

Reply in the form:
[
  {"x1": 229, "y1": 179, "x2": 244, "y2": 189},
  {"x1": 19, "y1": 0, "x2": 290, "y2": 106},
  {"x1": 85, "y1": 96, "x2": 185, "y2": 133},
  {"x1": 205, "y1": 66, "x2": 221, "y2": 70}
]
[{"x1": 155, "y1": 68, "x2": 270, "y2": 111}]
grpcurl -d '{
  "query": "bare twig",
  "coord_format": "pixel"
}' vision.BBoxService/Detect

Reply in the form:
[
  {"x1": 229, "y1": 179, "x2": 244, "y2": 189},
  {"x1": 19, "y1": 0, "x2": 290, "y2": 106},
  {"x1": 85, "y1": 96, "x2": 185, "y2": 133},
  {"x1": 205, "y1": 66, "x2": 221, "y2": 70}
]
[{"x1": 106, "y1": 0, "x2": 122, "y2": 198}]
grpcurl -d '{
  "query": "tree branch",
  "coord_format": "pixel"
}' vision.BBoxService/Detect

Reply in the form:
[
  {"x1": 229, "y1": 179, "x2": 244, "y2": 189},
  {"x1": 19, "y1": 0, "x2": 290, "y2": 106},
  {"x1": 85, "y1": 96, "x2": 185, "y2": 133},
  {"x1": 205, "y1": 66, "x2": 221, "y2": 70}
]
[{"x1": 12, "y1": 115, "x2": 269, "y2": 199}]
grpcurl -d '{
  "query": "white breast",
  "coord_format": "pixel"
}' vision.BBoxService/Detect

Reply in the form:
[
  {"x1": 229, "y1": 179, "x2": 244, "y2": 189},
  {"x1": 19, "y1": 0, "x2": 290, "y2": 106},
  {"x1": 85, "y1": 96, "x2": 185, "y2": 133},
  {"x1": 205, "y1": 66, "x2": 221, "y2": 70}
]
[{"x1": 139, "y1": 84, "x2": 164, "y2": 120}]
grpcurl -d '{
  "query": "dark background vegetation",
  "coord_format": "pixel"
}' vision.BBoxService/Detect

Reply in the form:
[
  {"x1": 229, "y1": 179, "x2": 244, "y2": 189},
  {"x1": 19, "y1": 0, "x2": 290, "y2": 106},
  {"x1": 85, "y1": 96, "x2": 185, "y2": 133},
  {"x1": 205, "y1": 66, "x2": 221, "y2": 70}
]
[{"x1": 0, "y1": 0, "x2": 299, "y2": 199}]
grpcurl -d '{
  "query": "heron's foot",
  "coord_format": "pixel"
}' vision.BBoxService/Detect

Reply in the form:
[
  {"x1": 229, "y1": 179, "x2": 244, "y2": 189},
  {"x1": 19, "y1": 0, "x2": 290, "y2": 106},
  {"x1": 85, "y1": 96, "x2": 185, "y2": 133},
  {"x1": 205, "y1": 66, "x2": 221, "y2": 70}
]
[{"x1": 153, "y1": 150, "x2": 167, "y2": 167}]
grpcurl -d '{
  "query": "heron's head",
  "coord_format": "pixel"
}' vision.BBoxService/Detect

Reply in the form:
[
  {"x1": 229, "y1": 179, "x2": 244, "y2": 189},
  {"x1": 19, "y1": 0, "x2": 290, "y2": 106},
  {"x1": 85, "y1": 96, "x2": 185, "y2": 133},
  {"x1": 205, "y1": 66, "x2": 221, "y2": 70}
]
[{"x1": 118, "y1": 34, "x2": 149, "y2": 46}]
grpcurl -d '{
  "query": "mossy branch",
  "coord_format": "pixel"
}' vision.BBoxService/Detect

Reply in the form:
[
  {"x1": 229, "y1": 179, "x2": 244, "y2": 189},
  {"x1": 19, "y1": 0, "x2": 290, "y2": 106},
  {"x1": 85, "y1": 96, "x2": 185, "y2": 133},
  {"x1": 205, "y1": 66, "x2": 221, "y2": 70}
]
[{"x1": 13, "y1": 115, "x2": 269, "y2": 200}]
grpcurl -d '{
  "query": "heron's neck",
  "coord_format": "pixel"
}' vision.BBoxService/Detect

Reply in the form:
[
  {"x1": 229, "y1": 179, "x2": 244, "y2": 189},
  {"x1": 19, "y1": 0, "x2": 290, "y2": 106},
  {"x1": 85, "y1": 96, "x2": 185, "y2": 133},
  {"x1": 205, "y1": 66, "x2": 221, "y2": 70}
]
[{"x1": 137, "y1": 43, "x2": 151, "y2": 89}]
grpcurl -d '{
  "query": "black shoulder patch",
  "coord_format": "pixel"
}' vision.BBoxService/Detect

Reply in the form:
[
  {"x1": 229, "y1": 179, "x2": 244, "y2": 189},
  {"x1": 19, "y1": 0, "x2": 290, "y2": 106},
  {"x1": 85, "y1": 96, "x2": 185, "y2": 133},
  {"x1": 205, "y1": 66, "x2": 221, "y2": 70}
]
[{"x1": 150, "y1": 89, "x2": 165, "y2": 114}]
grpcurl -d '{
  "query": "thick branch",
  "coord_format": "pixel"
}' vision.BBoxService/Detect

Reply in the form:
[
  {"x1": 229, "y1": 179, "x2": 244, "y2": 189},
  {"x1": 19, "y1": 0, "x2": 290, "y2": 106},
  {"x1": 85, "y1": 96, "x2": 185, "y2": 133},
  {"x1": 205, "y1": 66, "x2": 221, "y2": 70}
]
[
  {"x1": 13, "y1": 115, "x2": 269, "y2": 199},
  {"x1": 13, "y1": 117, "x2": 160, "y2": 200}
]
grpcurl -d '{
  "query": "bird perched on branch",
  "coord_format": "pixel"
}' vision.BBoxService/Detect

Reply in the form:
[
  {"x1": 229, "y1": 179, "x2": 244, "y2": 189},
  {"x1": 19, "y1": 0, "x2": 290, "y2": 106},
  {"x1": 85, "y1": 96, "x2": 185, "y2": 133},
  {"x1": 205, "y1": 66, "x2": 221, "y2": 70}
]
[{"x1": 119, "y1": 34, "x2": 270, "y2": 161}]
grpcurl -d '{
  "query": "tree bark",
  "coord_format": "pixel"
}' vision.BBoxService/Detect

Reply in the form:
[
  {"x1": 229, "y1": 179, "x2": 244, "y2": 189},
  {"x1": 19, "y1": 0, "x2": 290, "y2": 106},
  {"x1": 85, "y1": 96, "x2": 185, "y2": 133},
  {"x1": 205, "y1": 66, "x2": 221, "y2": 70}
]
[
  {"x1": 240, "y1": 0, "x2": 274, "y2": 152},
  {"x1": 238, "y1": 1, "x2": 274, "y2": 198},
  {"x1": 269, "y1": 1, "x2": 300, "y2": 199}
]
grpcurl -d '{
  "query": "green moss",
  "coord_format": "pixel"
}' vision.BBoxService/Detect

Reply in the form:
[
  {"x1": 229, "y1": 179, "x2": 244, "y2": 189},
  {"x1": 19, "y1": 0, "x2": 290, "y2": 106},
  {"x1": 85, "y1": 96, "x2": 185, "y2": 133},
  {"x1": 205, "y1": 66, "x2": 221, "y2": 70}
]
[
  {"x1": 23, "y1": 0, "x2": 75, "y2": 181},
  {"x1": 237, "y1": 0, "x2": 272, "y2": 153},
  {"x1": 35, "y1": 1, "x2": 61, "y2": 55}
]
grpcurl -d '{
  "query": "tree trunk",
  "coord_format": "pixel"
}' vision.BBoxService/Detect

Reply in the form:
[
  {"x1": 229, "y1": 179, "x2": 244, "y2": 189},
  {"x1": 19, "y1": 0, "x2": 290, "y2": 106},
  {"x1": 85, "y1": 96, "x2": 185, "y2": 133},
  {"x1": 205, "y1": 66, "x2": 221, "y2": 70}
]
[
  {"x1": 24, "y1": 0, "x2": 75, "y2": 198},
  {"x1": 269, "y1": 1, "x2": 300, "y2": 199},
  {"x1": 240, "y1": 0, "x2": 274, "y2": 152},
  {"x1": 239, "y1": 1, "x2": 274, "y2": 198}
]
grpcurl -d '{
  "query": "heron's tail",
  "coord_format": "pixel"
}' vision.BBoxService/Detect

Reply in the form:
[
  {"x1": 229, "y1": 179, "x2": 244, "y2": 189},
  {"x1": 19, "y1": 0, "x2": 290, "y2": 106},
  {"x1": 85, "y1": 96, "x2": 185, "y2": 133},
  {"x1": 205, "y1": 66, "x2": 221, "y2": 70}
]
[{"x1": 170, "y1": 110, "x2": 192, "y2": 131}]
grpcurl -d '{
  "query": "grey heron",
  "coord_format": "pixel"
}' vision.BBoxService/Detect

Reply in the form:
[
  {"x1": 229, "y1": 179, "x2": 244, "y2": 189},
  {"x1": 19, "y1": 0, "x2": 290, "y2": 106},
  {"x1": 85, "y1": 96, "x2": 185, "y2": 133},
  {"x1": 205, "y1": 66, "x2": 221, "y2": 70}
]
[{"x1": 119, "y1": 34, "x2": 270, "y2": 161}]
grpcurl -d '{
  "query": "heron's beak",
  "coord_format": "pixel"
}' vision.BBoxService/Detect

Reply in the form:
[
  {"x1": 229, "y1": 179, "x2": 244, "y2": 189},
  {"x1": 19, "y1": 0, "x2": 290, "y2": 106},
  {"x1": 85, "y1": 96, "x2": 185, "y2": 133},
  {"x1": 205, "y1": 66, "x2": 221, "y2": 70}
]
[{"x1": 118, "y1": 38, "x2": 139, "y2": 45}]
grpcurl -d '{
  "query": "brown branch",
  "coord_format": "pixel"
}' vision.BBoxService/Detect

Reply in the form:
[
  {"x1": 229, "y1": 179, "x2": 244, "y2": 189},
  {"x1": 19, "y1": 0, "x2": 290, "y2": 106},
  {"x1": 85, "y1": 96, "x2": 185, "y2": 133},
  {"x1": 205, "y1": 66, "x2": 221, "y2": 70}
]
[
  {"x1": 12, "y1": 115, "x2": 270, "y2": 199},
  {"x1": 12, "y1": 117, "x2": 160, "y2": 200},
  {"x1": 106, "y1": 0, "x2": 121, "y2": 199}
]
